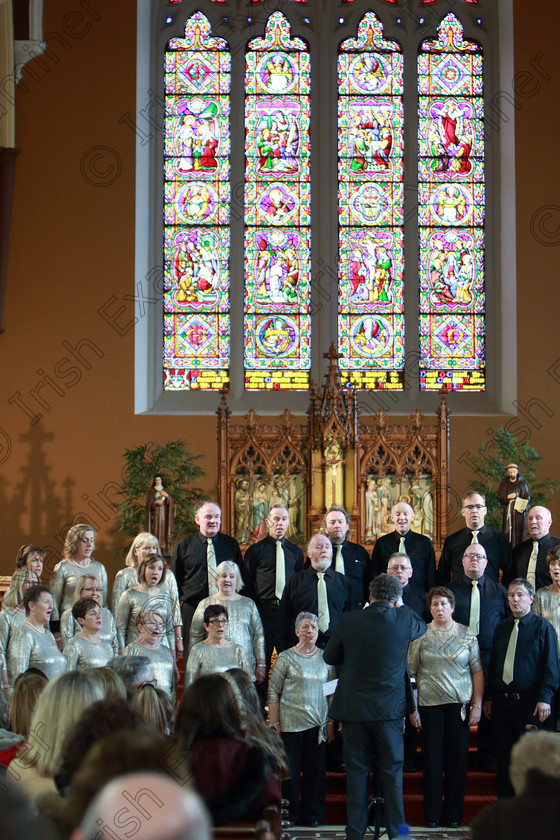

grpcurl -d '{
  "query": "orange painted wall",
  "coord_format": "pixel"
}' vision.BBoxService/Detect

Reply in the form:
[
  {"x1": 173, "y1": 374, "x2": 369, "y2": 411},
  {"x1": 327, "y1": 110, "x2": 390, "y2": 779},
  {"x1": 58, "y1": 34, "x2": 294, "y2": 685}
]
[{"x1": 1, "y1": 0, "x2": 560, "y2": 582}]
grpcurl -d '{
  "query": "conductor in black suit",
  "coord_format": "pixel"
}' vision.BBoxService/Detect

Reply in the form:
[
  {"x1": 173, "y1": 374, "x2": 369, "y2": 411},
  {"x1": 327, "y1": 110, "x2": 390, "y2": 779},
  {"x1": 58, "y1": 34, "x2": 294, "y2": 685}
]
[{"x1": 324, "y1": 574, "x2": 426, "y2": 840}]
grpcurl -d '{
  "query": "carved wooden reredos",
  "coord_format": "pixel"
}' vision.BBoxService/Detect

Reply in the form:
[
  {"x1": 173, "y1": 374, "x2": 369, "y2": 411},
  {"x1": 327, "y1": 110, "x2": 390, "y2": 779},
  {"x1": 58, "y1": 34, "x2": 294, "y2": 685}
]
[{"x1": 218, "y1": 345, "x2": 450, "y2": 551}]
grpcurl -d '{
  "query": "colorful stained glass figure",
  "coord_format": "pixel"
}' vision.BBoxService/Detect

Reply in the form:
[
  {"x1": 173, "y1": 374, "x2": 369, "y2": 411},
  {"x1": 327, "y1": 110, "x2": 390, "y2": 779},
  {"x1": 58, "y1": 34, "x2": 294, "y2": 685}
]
[
  {"x1": 163, "y1": 12, "x2": 231, "y2": 390},
  {"x1": 418, "y1": 13, "x2": 485, "y2": 391},
  {"x1": 244, "y1": 12, "x2": 311, "y2": 390},
  {"x1": 338, "y1": 13, "x2": 404, "y2": 390}
]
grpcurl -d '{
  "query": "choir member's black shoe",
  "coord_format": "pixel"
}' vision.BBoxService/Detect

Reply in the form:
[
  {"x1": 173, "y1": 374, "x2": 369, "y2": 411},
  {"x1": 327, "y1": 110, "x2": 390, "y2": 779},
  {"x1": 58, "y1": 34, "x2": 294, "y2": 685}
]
[
  {"x1": 447, "y1": 821, "x2": 461, "y2": 828},
  {"x1": 426, "y1": 821, "x2": 439, "y2": 828}
]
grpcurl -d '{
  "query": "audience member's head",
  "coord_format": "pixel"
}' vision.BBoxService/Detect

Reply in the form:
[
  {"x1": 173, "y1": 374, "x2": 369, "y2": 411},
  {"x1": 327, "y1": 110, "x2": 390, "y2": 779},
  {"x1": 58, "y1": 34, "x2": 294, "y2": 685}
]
[
  {"x1": 83, "y1": 666, "x2": 127, "y2": 700},
  {"x1": 56, "y1": 698, "x2": 148, "y2": 790},
  {"x1": 63, "y1": 731, "x2": 175, "y2": 832},
  {"x1": 0, "y1": 774, "x2": 59, "y2": 840},
  {"x1": 108, "y1": 655, "x2": 154, "y2": 696},
  {"x1": 71, "y1": 772, "x2": 210, "y2": 840},
  {"x1": 509, "y1": 731, "x2": 560, "y2": 795},
  {"x1": 8, "y1": 670, "x2": 48, "y2": 738},
  {"x1": 175, "y1": 674, "x2": 243, "y2": 751},
  {"x1": 14, "y1": 670, "x2": 104, "y2": 777},
  {"x1": 131, "y1": 685, "x2": 175, "y2": 735}
]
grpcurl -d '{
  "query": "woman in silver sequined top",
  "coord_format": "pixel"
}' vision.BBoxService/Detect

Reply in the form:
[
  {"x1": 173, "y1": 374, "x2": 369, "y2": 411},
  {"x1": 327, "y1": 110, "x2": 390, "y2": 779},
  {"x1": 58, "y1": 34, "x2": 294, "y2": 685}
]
[
  {"x1": 268, "y1": 611, "x2": 335, "y2": 827},
  {"x1": 408, "y1": 586, "x2": 483, "y2": 829},
  {"x1": 189, "y1": 561, "x2": 266, "y2": 682}
]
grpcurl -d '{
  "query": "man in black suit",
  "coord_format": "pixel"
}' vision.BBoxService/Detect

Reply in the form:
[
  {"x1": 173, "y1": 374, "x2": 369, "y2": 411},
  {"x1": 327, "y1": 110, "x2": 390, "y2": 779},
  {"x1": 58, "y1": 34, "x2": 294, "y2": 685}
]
[
  {"x1": 324, "y1": 574, "x2": 426, "y2": 840},
  {"x1": 448, "y1": 544, "x2": 510, "y2": 771},
  {"x1": 322, "y1": 505, "x2": 372, "y2": 609},
  {"x1": 172, "y1": 500, "x2": 242, "y2": 648},
  {"x1": 511, "y1": 506, "x2": 560, "y2": 590},
  {"x1": 387, "y1": 552, "x2": 428, "y2": 620},
  {"x1": 437, "y1": 491, "x2": 512, "y2": 584},
  {"x1": 371, "y1": 501, "x2": 436, "y2": 591}
]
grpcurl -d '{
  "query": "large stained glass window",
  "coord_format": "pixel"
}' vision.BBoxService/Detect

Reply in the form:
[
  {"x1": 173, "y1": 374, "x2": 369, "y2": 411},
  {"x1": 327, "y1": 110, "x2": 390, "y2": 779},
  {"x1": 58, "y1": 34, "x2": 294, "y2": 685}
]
[
  {"x1": 244, "y1": 12, "x2": 311, "y2": 391},
  {"x1": 338, "y1": 13, "x2": 404, "y2": 391},
  {"x1": 418, "y1": 13, "x2": 485, "y2": 391},
  {"x1": 163, "y1": 13, "x2": 230, "y2": 391}
]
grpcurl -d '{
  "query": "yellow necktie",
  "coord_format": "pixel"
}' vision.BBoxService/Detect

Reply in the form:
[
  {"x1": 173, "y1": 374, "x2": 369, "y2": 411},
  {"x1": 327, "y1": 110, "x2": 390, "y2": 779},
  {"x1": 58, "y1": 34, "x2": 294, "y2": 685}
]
[
  {"x1": 275, "y1": 540, "x2": 285, "y2": 600},
  {"x1": 207, "y1": 538, "x2": 218, "y2": 595},
  {"x1": 317, "y1": 572, "x2": 330, "y2": 633},
  {"x1": 527, "y1": 541, "x2": 539, "y2": 588},
  {"x1": 398, "y1": 536, "x2": 406, "y2": 554},
  {"x1": 469, "y1": 580, "x2": 480, "y2": 634},
  {"x1": 335, "y1": 544, "x2": 345, "y2": 574},
  {"x1": 471, "y1": 530, "x2": 479, "y2": 544},
  {"x1": 502, "y1": 619, "x2": 519, "y2": 685}
]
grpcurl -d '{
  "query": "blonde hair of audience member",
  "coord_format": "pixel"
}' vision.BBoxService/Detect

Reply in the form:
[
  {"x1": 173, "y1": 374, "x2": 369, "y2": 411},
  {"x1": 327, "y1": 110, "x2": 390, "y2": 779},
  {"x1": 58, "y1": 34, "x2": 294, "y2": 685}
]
[
  {"x1": 10, "y1": 670, "x2": 104, "y2": 778},
  {"x1": 82, "y1": 667, "x2": 127, "y2": 700},
  {"x1": 2, "y1": 569, "x2": 40, "y2": 610},
  {"x1": 8, "y1": 671, "x2": 48, "y2": 739},
  {"x1": 509, "y1": 731, "x2": 560, "y2": 795},
  {"x1": 125, "y1": 533, "x2": 160, "y2": 568},
  {"x1": 131, "y1": 684, "x2": 175, "y2": 735},
  {"x1": 64, "y1": 525, "x2": 97, "y2": 560}
]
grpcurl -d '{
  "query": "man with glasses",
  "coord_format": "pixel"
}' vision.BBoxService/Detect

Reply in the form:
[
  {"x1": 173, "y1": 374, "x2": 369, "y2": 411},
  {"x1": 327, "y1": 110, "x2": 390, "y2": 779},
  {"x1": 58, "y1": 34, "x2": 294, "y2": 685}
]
[
  {"x1": 437, "y1": 491, "x2": 512, "y2": 584},
  {"x1": 386, "y1": 552, "x2": 428, "y2": 620},
  {"x1": 484, "y1": 578, "x2": 559, "y2": 797},
  {"x1": 448, "y1": 545, "x2": 510, "y2": 772}
]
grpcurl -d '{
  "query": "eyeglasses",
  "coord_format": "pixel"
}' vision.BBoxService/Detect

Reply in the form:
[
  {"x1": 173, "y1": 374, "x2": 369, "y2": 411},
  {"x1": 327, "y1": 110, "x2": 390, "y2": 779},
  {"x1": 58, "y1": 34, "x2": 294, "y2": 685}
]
[
  {"x1": 463, "y1": 554, "x2": 486, "y2": 560},
  {"x1": 463, "y1": 504, "x2": 485, "y2": 511},
  {"x1": 208, "y1": 618, "x2": 228, "y2": 626}
]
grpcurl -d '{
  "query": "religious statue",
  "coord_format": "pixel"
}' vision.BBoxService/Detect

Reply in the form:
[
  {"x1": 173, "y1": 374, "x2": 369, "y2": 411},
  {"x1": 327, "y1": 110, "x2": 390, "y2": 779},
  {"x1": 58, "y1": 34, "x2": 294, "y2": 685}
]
[
  {"x1": 145, "y1": 474, "x2": 174, "y2": 554},
  {"x1": 234, "y1": 478, "x2": 251, "y2": 543},
  {"x1": 497, "y1": 463, "x2": 530, "y2": 549}
]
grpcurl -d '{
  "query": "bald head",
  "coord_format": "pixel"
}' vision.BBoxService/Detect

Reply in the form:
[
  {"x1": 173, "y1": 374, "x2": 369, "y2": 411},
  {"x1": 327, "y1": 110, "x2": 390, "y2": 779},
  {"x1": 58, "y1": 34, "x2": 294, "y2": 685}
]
[
  {"x1": 391, "y1": 502, "x2": 414, "y2": 536},
  {"x1": 527, "y1": 506, "x2": 552, "y2": 540},
  {"x1": 72, "y1": 772, "x2": 210, "y2": 840}
]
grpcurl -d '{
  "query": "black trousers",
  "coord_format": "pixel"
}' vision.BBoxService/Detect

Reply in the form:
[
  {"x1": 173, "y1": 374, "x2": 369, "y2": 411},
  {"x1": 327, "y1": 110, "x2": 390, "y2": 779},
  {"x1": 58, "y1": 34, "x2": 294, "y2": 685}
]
[
  {"x1": 281, "y1": 727, "x2": 326, "y2": 824},
  {"x1": 419, "y1": 703, "x2": 470, "y2": 825},
  {"x1": 491, "y1": 692, "x2": 552, "y2": 798}
]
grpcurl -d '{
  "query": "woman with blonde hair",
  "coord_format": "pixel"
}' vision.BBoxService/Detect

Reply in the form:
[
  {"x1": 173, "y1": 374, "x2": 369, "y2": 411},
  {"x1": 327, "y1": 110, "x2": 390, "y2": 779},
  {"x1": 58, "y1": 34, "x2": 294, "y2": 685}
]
[
  {"x1": 7, "y1": 670, "x2": 104, "y2": 799},
  {"x1": 8, "y1": 670, "x2": 48, "y2": 739},
  {"x1": 49, "y1": 525, "x2": 108, "y2": 625},
  {"x1": 123, "y1": 608, "x2": 175, "y2": 700},
  {"x1": 60, "y1": 574, "x2": 117, "y2": 653},
  {"x1": 116, "y1": 555, "x2": 178, "y2": 657},
  {"x1": 0, "y1": 569, "x2": 40, "y2": 691},
  {"x1": 131, "y1": 684, "x2": 174, "y2": 735},
  {"x1": 111, "y1": 532, "x2": 183, "y2": 653}
]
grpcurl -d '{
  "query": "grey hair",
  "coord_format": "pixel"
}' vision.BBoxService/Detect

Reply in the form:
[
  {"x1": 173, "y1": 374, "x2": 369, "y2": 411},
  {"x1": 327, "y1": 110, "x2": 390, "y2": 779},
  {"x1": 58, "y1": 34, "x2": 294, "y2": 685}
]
[
  {"x1": 508, "y1": 577, "x2": 535, "y2": 598},
  {"x1": 108, "y1": 656, "x2": 152, "y2": 692},
  {"x1": 214, "y1": 560, "x2": 244, "y2": 592},
  {"x1": 295, "y1": 611, "x2": 319, "y2": 631},
  {"x1": 387, "y1": 552, "x2": 412, "y2": 566},
  {"x1": 369, "y1": 573, "x2": 403, "y2": 604},
  {"x1": 510, "y1": 731, "x2": 560, "y2": 794}
]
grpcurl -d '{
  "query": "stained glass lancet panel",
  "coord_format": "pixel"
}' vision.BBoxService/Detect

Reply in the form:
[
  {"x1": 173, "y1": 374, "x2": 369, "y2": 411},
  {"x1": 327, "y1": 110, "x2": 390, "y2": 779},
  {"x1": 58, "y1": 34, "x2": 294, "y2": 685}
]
[
  {"x1": 244, "y1": 12, "x2": 311, "y2": 391},
  {"x1": 338, "y1": 13, "x2": 404, "y2": 390},
  {"x1": 163, "y1": 13, "x2": 230, "y2": 391},
  {"x1": 418, "y1": 13, "x2": 485, "y2": 391}
]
